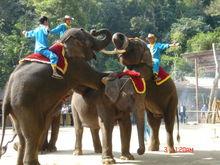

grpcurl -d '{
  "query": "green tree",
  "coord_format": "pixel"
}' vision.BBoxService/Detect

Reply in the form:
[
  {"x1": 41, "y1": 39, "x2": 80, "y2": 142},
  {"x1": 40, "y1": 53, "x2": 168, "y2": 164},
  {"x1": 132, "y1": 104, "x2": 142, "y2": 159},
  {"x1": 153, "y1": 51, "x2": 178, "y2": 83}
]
[
  {"x1": 187, "y1": 27, "x2": 220, "y2": 52},
  {"x1": 170, "y1": 17, "x2": 210, "y2": 52}
]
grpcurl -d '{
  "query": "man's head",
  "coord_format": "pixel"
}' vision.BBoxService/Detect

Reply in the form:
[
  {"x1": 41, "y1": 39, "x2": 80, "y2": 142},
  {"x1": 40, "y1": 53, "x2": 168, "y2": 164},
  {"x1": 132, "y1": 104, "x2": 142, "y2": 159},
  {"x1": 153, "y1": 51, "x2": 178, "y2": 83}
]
[
  {"x1": 64, "y1": 15, "x2": 74, "y2": 26},
  {"x1": 147, "y1": 33, "x2": 156, "y2": 44},
  {"x1": 39, "y1": 16, "x2": 48, "y2": 26}
]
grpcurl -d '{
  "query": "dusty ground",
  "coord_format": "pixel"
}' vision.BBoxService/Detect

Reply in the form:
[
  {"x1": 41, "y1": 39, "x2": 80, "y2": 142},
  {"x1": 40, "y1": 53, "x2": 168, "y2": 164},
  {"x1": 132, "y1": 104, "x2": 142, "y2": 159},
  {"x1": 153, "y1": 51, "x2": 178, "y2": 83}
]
[{"x1": 1, "y1": 123, "x2": 220, "y2": 165}]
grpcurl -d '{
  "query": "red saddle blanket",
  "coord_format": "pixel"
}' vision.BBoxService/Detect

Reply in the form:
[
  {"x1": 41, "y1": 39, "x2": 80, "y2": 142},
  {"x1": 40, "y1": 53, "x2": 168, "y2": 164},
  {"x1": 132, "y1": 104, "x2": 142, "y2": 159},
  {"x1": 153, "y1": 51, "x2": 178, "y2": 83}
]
[
  {"x1": 117, "y1": 70, "x2": 146, "y2": 94},
  {"x1": 20, "y1": 43, "x2": 68, "y2": 74},
  {"x1": 156, "y1": 67, "x2": 171, "y2": 85}
]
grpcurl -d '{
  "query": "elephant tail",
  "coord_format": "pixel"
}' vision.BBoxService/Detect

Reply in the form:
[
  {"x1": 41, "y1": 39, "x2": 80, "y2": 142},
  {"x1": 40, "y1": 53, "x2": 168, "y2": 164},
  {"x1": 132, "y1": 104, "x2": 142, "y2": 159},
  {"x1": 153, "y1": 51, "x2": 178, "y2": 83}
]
[
  {"x1": 176, "y1": 108, "x2": 180, "y2": 143},
  {"x1": 0, "y1": 87, "x2": 14, "y2": 158}
]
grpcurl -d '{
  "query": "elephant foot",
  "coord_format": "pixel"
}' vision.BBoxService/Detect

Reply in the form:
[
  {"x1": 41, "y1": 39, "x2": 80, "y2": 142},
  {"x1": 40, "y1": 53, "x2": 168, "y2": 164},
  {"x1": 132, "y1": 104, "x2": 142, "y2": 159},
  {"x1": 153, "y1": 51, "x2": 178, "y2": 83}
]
[
  {"x1": 167, "y1": 146, "x2": 176, "y2": 153},
  {"x1": 102, "y1": 156, "x2": 116, "y2": 165},
  {"x1": 120, "y1": 153, "x2": 134, "y2": 160},
  {"x1": 73, "y1": 149, "x2": 83, "y2": 155},
  {"x1": 39, "y1": 144, "x2": 57, "y2": 154},
  {"x1": 148, "y1": 144, "x2": 159, "y2": 151},
  {"x1": 94, "y1": 147, "x2": 102, "y2": 153},
  {"x1": 41, "y1": 142, "x2": 49, "y2": 152},
  {"x1": 46, "y1": 144, "x2": 57, "y2": 152},
  {"x1": 24, "y1": 159, "x2": 40, "y2": 165},
  {"x1": 137, "y1": 147, "x2": 145, "y2": 155}
]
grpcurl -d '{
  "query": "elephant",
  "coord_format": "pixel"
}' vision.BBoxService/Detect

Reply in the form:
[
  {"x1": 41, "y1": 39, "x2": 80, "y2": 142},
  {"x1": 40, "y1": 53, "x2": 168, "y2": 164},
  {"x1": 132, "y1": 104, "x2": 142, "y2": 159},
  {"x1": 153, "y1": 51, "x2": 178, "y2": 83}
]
[
  {"x1": 102, "y1": 32, "x2": 180, "y2": 154},
  {"x1": 0, "y1": 28, "x2": 112, "y2": 165},
  {"x1": 71, "y1": 74, "x2": 146, "y2": 164}
]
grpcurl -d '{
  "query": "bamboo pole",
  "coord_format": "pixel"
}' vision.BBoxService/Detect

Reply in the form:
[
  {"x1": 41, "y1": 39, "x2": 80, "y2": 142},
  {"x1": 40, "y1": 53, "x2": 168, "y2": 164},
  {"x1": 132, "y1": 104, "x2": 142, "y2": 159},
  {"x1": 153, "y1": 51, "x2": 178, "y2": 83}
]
[
  {"x1": 195, "y1": 58, "x2": 199, "y2": 123},
  {"x1": 207, "y1": 43, "x2": 219, "y2": 123}
]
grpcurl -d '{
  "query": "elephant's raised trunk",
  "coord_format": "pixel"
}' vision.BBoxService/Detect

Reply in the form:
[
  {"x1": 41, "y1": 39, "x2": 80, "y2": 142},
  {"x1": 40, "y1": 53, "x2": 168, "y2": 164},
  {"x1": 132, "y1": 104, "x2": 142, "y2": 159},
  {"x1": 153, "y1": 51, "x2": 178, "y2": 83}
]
[
  {"x1": 112, "y1": 32, "x2": 129, "y2": 50},
  {"x1": 91, "y1": 29, "x2": 112, "y2": 51}
]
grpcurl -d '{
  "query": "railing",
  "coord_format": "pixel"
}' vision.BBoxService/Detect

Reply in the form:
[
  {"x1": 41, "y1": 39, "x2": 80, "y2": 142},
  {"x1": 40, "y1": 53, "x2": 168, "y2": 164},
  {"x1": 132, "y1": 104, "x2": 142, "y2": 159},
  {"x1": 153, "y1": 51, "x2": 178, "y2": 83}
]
[
  {"x1": 1, "y1": 111, "x2": 219, "y2": 128},
  {"x1": 179, "y1": 110, "x2": 220, "y2": 124},
  {"x1": 0, "y1": 112, "x2": 74, "y2": 127}
]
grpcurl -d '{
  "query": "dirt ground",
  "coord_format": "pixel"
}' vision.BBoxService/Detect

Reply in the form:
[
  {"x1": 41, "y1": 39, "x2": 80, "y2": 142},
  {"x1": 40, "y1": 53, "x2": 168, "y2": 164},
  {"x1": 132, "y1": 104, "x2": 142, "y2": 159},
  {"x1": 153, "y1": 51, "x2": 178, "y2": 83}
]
[{"x1": 1, "y1": 123, "x2": 220, "y2": 165}]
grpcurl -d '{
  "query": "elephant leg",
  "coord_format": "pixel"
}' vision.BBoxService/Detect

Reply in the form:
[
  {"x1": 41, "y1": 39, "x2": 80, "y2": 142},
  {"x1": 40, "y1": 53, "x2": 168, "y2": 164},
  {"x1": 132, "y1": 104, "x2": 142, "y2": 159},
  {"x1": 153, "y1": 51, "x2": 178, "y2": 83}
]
[
  {"x1": 118, "y1": 112, "x2": 134, "y2": 160},
  {"x1": 47, "y1": 113, "x2": 61, "y2": 152},
  {"x1": 40, "y1": 130, "x2": 49, "y2": 152},
  {"x1": 72, "y1": 107, "x2": 83, "y2": 155},
  {"x1": 38, "y1": 117, "x2": 52, "y2": 154},
  {"x1": 99, "y1": 117, "x2": 115, "y2": 164},
  {"x1": 147, "y1": 111, "x2": 161, "y2": 151},
  {"x1": 164, "y1": 109, "x2": 176, "y2": 153},
  {"x1": 11, "y1": 117, "x2": 25, "y2": 165},
  {"x1": 20, "y1": 114, "x2": 46, "y2": 165},
  {"x1": 90, "y1": 128, "x2": 102, "y2": 153}
]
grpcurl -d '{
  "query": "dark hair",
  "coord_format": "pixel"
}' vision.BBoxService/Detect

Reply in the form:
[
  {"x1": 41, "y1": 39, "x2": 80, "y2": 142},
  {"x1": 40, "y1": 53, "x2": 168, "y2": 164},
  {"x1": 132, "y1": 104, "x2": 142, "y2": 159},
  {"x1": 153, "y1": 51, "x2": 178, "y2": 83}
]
[{"x1": 39, "y1": 16, "x2": 48, "y2": 24}]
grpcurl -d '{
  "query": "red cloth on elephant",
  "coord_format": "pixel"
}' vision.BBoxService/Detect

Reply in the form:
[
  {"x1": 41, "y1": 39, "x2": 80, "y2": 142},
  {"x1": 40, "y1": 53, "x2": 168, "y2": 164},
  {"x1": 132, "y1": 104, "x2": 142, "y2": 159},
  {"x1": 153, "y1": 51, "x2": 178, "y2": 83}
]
[
  {"x1": 117, "y1": 70, "x2": 146, "y2": 94},
  {"x1": 20, "y1": 43, "x2": 68, "y2": 74},
  {"x1": 156, "y1": 67, "x2": 170, "y2": 85}
]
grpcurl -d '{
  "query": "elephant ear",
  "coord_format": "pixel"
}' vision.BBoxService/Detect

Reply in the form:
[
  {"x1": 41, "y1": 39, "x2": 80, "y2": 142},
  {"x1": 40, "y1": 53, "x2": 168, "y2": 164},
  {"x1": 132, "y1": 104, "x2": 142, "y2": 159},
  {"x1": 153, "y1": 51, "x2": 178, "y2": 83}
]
[
  {"x1": 104, "y1": 78, "x2": 120, "y2": 103},
  {"x1": 64, "y1": 36, "x2": 86, "y2": 58}
]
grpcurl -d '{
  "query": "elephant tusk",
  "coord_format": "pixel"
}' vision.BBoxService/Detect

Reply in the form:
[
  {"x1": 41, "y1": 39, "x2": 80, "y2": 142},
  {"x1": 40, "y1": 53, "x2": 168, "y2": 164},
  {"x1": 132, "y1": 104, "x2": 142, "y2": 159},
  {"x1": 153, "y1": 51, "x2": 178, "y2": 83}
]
[
  {"x1": 101, "y1": 77, "x2": 109, "y2": 85},
  {"x1": 101, "y1": 49, "x2": 126, "y2": 55}
]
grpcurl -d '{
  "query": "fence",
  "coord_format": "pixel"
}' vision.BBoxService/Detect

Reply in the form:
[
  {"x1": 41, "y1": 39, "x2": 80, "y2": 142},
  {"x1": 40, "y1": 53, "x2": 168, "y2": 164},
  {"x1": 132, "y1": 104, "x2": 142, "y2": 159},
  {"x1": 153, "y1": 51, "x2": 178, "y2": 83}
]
[
  {"x1": 180, "y1": 110, "x2": 220, "y2": 124},
  {"x1": 0, "y1": 113, "x2": 74, "y2": 127},
  {"x1": 1, "y1": 111, "x2": 219, "y2": 127}
]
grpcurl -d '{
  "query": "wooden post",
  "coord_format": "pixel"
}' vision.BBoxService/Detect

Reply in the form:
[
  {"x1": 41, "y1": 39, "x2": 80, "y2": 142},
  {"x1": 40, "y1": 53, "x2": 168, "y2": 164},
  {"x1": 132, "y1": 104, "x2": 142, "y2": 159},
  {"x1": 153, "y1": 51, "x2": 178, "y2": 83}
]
[
  {"x1": 195, "y1": 58, "x2": 199, "y2": 123},
  {"x1": 207, "y1": 43, "x2": 219, "y2": 123}
]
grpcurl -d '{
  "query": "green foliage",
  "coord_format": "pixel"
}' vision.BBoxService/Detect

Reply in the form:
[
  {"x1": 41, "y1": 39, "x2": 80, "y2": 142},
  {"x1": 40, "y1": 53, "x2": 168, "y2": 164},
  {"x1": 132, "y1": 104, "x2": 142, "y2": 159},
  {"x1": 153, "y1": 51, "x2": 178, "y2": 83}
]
[
  {"x1": 0, "y1": 32, "x2": 31, "y2": 87},
  {"x1": 170, "y1": 17, "x2": 210, "y2": 52},
  {"x1": 105, "y1": 58, "x2": 124, "y2": 72},
  {"x1": 205, "y1": 0, "x2": 220, "y2": 16},
  {"x1": 0, "y1": 0, "x2": 219, "y2": 88},
  {"x1": 187, "y1": 27, "x2": 220, "y2": 52},
  {"x1": 161, "y1": 55, "x2": 194, "y2": 80}
]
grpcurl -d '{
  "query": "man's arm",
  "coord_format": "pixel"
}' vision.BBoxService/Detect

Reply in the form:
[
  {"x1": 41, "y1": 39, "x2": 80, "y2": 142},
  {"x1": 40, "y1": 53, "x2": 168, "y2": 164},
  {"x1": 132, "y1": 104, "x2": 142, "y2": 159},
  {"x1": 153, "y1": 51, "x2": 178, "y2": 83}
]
[
  {"x1": 23, "y1": 29, "x2": 35, "y2": 38},
  {"x1": 169, "y1": 42, "x2": 180, "y2": 47},
  {"x1": 159, "y1": 42, "x2": 180, "y2": 51},
  {"x1": 50, "y1": 24, "x2": 64, "y2": 35}
]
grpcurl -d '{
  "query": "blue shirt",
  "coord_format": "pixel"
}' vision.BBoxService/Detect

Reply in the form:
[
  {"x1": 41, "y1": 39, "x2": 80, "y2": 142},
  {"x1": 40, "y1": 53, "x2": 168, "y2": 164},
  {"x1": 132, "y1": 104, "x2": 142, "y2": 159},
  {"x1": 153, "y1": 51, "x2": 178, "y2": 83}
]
[
  {"x1": 50, "y1": 23, "x2": 71, "y2": 37},
  {"x1": 147, "y1": 42, "x2": 169, "y2": 60},
  {"x1": 25, "y1": 25, "x2": 49, "y2": 53}
]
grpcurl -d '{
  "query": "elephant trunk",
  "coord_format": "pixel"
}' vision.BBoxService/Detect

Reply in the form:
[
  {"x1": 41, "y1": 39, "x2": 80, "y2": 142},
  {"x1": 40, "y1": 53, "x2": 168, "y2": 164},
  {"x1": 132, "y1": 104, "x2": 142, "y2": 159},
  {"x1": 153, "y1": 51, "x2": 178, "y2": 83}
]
[
  {"x1": 112, "y1": 32, "x2": 128, "y2": 50},
  {"x1": 134, "y1": 108, "x2": 145, "y2": 155},
  {"x1": 91, "y1": 29, "x2": 112, "y2": 51}
]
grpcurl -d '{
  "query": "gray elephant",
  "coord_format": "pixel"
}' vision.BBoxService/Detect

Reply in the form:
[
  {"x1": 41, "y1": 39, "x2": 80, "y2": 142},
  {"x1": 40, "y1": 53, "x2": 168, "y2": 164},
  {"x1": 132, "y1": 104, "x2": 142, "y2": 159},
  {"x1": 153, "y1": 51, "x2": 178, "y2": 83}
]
[
  {"x1": 0, "y1": 28, "x2": 112, "y2": 165},
  {"x1": 103, "y1": 32, "x2": 180, "y2": 154},
  {"x1": 72, "y1": 74, "x2": 146, "y2": 164}
]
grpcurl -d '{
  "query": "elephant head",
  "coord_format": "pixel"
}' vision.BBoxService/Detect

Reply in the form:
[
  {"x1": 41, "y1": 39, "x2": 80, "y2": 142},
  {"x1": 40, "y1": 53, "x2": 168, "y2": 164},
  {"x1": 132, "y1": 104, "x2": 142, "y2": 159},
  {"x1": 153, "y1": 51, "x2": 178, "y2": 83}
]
[
  {"x1": 102, "y1": 76, "x2": 146, "y2": 155},
  {"x1": 112, "y1": 33, "x2": 152, "y2": 67},
  {"x1": 60, "y1": 28, "x2": 112, "y2": 61}
]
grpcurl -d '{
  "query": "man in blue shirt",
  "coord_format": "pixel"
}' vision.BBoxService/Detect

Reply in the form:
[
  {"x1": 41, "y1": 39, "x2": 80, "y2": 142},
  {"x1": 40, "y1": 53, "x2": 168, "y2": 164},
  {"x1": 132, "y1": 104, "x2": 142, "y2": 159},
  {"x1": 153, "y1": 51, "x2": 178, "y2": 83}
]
[
  {"x1": 146, "y1": 33, "x2": 179, "y2": 81},
  {"x1": 22, "y1": 16, "x2": 63, "y2": 79},
  {"x1": 50, "y1": 15, "x2": 74, "y2": 38}
]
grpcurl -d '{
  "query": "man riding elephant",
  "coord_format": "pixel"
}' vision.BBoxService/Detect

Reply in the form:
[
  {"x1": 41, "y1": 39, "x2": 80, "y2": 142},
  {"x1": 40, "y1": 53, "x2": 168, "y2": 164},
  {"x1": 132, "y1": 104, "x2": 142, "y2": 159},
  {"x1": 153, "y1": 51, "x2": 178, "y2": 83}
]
[
  {"x1": 0, "y1": 26, "x2": 112, "y2": 165},
  {"x1": 146, "y1": 33, "x2": 179, "y2": 81},
  {"x1": 22, "y1": 16, "x2": 63, "y2": 79}
]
